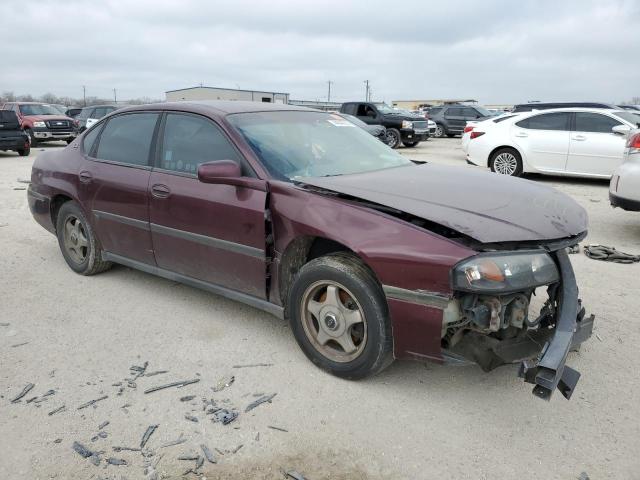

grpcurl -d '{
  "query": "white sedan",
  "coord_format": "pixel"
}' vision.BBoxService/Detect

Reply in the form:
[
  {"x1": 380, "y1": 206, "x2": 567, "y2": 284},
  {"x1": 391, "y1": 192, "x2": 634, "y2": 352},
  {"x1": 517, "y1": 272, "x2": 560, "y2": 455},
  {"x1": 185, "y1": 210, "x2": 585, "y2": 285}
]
[
  {"x1": 610, "y1": 129, "x2": 640, "y2": 211},
  {"x1": 466, "y1": 108, "x2": 640, "y2": 178}
]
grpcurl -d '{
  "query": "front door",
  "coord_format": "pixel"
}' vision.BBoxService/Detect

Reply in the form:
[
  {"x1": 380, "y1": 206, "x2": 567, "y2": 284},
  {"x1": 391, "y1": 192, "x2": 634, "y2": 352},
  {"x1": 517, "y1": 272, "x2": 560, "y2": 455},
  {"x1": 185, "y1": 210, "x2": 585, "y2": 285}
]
[
  {"x1": 511, "y1": 111, "x2": 571, "y2": 173},
  {"x1": 148, "y1": 112, "x2": 268, "y2": 298},
  {"x1": 78, "y1": 112, "x2": 160, "y2": 265},
  {"x1": 566, "y1": 112, "x2": 626, "y2": 177}
]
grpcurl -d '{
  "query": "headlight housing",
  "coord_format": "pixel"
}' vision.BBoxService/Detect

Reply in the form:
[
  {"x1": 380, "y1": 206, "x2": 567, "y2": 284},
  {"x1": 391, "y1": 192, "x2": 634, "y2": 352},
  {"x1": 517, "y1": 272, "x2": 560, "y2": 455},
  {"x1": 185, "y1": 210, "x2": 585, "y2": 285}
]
[
  {"x1": 401, "y1": 120, "x2": 413, "y2": 129},
  {"x1": 452, "y1": 251, "x2": 559, "y2": 293},
  {"x1": 33, "y1": 121, "x2": 46, "y2": 128}
]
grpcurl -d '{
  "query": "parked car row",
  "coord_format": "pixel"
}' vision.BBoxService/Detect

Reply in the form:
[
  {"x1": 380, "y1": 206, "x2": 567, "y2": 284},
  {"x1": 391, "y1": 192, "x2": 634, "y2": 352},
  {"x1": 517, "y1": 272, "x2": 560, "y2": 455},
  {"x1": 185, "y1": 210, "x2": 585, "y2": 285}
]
[{"x1": 0, "y1": 102, "x2": 125, "y2": 151}]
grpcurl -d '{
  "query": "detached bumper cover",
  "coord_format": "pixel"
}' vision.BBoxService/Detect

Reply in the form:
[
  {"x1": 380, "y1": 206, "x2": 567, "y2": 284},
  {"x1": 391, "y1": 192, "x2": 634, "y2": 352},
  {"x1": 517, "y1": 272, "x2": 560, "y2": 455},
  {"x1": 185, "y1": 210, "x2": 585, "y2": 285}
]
[{"x1": 518, "y1": 249, "x2": 594, "y2": 400}]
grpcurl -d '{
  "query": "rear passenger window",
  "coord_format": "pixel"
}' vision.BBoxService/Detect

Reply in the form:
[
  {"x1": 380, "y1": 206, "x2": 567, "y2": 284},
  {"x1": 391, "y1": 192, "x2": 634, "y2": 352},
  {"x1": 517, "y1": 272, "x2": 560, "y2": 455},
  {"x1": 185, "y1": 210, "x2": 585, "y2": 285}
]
[
  {"x1": 516, "y1": 112, "x2": 570, "y2": 131},
  {"x1": 95, "y1": 113, "x2": 158, "y2": 166},
  {"x1": 82, "y1": 124, "x2": 102, "y2": 155},
  {"x1": 574, "y1": 113, "x2": 621, "y2": 133},
  {"x1": 160, "y1": 113, "x2": 243, "y2": 175},
  {"x1": 446, "y1": 107, "x2": 463, "y2": 116}
]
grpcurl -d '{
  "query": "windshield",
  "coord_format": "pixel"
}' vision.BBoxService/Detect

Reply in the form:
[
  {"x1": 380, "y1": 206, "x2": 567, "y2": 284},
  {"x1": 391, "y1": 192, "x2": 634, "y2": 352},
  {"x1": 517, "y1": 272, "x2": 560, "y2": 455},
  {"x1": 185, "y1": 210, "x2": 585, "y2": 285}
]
[
  {"x1": 228, "y1": 111, "x2": 412, "y2": 181},
  {"x1": 19, "y1": 104, "x2": 60, "y2": 116},
  {"x1": 374, "y1": 104, "x2": 398, "y2": 114},
  {"x1": 614, "y1": 111, "x2": 640, "y2": 127}
]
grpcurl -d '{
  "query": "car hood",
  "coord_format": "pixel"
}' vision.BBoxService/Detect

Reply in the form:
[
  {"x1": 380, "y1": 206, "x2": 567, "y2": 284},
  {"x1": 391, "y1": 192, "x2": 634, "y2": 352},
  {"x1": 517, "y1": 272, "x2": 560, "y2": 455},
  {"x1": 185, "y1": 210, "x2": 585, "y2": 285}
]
[
  {"x1": 25, "y1": 114, "x2": 73, "y2": 121},
  {"x1": 299, "y1": 163, "x2": 588, "y2": 243}
]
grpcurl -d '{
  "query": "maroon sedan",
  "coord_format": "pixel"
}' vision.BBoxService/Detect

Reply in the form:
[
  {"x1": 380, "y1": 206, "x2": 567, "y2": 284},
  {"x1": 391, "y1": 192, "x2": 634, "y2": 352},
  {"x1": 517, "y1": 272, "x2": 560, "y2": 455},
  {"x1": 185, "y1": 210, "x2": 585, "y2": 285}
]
[{"x1": 28, "y1": 101, "x2": 594, "y2": 400}]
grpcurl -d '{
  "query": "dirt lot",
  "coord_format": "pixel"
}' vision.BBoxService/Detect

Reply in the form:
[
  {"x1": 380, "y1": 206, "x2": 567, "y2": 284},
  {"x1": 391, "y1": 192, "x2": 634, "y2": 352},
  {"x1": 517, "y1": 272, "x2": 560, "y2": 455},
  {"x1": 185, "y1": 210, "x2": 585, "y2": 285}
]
[{"x1": 1, "y1": 138, "x2": 639, "y2": 479}]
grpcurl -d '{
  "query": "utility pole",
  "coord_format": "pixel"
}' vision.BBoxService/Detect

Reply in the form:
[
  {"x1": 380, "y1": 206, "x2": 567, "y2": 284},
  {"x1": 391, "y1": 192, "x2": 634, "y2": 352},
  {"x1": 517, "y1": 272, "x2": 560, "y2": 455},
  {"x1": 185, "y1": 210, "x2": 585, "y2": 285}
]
[
  {"x1": 113, "y1": 88, "x2": 117, "y2": 103},
  {"x1": 82, "y1": 85, "x2": 86, "y2": 106},
  {"x1": 364, "y1": 80, "x2": 370, "y2": 102},
  {"x1": 327, "y1": 80, "x2": 333, "y2": 102}
]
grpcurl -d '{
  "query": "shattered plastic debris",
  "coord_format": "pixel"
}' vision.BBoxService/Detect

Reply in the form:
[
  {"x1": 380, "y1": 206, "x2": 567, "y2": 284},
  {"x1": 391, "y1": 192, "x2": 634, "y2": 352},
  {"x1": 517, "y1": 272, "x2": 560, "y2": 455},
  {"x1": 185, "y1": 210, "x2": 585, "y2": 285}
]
[
  {"x1": 232, "y1": 363, "x2": 274, "y2": 368},
  {"x1": 180, "y1": 395, "x2": 196, "y2": 402},
  {"x1": 211, "y1": 408, "x2": 238, "y2": 425},
  {"x1": 268, "y1": 425, "x2": 288, "y2": 432},
  {"x1": 72, "y1": 441, "x2": 94, "y2": 458},
  {"x1": 159, "y1": 436, "x2": 186, "y2": 449},
  {"x1": 245, "y1": 393, "x2": 277, "y2": 413},
  {"x1": 77, "y1": 395, "x2": 108, "y2": 410},
  {"x1": 48, "y1": 405, "x2": 66, "y2": 416},
  {"x1": 140, "y1": 424, "x2": 159, "y2": 449},
  {"x1": 144, "y1": 378, "x2": 200, "y2": 394},
  {"x1": 211, "y1": 375, "x2": 235, "y2": 392},
  {"x1": 112, "y1": 446, "x2": 141, "y2": 452},
  {"x1": 284, "y1": 470, "x2": 308, "y2": 480},
  {"x1": 200, "y1": 444, "x2": 216, "y2": 464},
  {"x1": 98, "y1": 421, "x2": 110, "y2": 430},
  {"x1": 106, "y1": 457, "x2": 127, "y2": 466},
  {"x1": 184, "y1": 415, "x2": 199, "y2": 423},
  {"x1": 10, "y1": 383, "x2": 35, "y2": 403}
]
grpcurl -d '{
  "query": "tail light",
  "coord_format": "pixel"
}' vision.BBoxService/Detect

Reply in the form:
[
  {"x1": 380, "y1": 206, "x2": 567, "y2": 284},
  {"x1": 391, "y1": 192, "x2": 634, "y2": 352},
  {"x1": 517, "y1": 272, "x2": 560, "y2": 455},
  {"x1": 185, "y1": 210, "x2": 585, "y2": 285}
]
[
  {"x1": 470, "y1": 131, "x2": 485, "y2": 139},
  {"x1": 626, "y1": 132, "x2": 640, "y2": 150},
  {"x1": 464, "y1": 126, "x2": 475, "y2": 134}
]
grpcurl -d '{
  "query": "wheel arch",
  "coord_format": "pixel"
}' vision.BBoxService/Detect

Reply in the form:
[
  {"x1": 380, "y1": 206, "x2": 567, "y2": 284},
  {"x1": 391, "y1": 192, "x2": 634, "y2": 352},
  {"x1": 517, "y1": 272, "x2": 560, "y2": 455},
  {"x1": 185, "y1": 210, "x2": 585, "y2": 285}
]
[
  {"x1": 488, "y1": 144, "x2": 526, "y2": 169},
  {"x1": 277, "y1": 235, "x2": 379, "y2": 309},
  {"x1": 50, "y1": 194, "x2": 74, "y2": 232}
]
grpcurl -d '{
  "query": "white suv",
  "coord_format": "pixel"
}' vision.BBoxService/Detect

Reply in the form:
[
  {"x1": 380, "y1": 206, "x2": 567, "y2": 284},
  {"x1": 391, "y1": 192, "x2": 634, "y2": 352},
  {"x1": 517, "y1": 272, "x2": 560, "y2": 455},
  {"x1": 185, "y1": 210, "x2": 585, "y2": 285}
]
[{"x1": 610, "y1": 129, "x2": 640, "y2": 211}]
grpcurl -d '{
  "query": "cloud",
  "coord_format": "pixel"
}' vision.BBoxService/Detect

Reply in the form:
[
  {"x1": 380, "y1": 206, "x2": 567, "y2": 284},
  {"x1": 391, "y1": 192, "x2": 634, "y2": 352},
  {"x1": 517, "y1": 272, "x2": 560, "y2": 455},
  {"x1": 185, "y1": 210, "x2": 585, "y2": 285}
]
[{"x1": 1, "y1": 0, "x2": 638, "y2": 104}]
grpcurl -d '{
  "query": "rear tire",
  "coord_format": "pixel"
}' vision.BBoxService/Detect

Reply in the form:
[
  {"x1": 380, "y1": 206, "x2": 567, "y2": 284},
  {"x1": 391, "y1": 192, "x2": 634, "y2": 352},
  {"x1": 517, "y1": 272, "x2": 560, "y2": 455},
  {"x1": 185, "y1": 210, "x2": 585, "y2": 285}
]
[
  {"x1": 56, "y1": 201, "x2": 112, "y2": 275},
  {"x1": 434, "y1": 124, "x2": 445, "y2": 138},
  {"x1": 446, "y1": 133, "x2": 456, "y2": 138},
  {"x1": 287, "y1": 252, "x2": 393, "y2": 379},
  {"x1": 384, "y1": 128, "x2": 401, "y2": 149},
  {"x1": 17, "y1": 147, "x2": 30, "y2": 157},
  {"x1": 490, "y1": 147, "x2": 523, "y2": 177}
]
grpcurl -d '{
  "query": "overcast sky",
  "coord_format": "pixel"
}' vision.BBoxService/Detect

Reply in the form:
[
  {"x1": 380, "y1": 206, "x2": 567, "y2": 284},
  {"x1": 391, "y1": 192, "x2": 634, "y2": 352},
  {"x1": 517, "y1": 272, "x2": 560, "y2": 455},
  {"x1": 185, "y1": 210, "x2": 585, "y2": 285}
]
[{"x1": 2, "y1": 0, "x2": 639, "y2": 104}]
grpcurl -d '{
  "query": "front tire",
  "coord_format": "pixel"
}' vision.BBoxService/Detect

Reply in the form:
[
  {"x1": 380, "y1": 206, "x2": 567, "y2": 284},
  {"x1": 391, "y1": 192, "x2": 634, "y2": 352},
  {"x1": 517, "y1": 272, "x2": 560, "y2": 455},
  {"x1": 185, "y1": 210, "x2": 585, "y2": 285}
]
[
  {"x1": 384, "y1": 128, "x2": 401, "y2": 149},
  {"x1": 434, "y1": 124, "x2": 445, "y2": 138},
  {"x1": 490, "y1": 147, "x2": 523, "y2": 177},
  {"x1": 56, "y1": 201, "x2": 112, "y2": 275},
  {"x1": 25, "y1": 128, "x2": 38, "y2": 147},
  {"x1": 287, "y1": 252, "x2": 393, "y2": 379},
  {"x1": 17, "y1": 147, "x2": 30, "y2": 157}
]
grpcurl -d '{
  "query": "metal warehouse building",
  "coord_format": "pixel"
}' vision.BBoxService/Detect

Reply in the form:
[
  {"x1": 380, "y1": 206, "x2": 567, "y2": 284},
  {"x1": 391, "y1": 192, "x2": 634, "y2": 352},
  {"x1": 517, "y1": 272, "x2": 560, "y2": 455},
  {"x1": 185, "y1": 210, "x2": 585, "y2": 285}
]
[{"x1": 165, "y1": 86, "x2": 289, "y2": 104}]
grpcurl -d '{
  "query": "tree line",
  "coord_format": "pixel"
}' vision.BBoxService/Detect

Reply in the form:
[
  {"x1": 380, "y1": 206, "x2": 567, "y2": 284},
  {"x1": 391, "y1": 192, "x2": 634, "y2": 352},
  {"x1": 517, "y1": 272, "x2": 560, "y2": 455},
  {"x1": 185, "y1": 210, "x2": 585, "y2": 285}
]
[{"x1": 0, "y1": 91, "x2": 162, "y2": 107}]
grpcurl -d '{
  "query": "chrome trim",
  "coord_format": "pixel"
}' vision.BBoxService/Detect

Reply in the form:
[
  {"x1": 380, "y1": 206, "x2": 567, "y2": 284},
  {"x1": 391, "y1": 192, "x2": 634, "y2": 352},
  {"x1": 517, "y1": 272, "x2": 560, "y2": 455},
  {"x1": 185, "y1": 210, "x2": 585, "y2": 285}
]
[
  {"x1": 102, "y1": 252, "x2": 283, "y2": 319},
  {"x1": 93, "y1": 210, "x2": 149, "y2": 230},
  {"x1": 382, "y1": 284, "x2": 450, "y2": 309},
  {"x1": 150, "y1": 223, "x2": 265, "y2": 259}
]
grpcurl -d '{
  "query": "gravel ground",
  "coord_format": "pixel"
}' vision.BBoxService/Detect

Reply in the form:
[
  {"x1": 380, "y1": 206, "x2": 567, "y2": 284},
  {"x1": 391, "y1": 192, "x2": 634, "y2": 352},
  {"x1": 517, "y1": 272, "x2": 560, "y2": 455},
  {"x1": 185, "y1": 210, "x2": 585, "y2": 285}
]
[{"x1": 1, "y1": 138, "x2": 639, "y2": 479}]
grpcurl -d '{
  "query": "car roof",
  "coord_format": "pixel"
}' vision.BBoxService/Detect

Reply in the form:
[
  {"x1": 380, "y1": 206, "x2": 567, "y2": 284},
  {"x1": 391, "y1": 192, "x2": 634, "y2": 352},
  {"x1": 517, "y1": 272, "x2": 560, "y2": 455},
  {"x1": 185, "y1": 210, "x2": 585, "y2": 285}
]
[{"x1": 116, "y1": 100, "x2": 314, "y2": 116}]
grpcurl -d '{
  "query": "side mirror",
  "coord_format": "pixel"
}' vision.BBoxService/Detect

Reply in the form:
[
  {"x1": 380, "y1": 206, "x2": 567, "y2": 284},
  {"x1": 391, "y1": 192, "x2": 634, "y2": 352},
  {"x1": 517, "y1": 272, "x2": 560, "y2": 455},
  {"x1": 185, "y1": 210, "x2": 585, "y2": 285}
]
[
  {"x1": 197, "y1": 160, "x2": 242, "y2": 184},
  {"x1": 612, "y1": 124, "x2": 631, "y2": 135}
]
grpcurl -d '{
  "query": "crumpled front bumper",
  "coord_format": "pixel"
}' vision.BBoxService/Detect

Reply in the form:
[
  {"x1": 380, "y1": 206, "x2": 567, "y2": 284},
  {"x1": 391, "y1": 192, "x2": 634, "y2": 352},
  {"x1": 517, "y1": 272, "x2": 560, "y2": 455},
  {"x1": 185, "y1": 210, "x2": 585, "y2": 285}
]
[{"x1": 518, "y1": 249, "x2": 594, "y2": 400}]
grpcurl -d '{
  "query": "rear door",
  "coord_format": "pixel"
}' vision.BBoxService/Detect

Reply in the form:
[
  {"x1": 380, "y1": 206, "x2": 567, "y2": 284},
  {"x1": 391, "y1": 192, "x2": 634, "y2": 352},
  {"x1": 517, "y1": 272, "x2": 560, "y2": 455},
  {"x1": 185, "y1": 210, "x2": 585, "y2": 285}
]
[
  {"x1": 148, "y1": 112, "x2": 268, "y2": 298},
  {"x1": 511, "y1": 112, "x2": 571, "y2": 173},
  {"x1": 444, "y1": 107, "x2": 466, "y2": 133},
  {"x1": 566, "y1": 112, "x2": 626, "y2": 176},
  {"x1": 78, "y1": 112, "x2": 160, "y2": 265}
]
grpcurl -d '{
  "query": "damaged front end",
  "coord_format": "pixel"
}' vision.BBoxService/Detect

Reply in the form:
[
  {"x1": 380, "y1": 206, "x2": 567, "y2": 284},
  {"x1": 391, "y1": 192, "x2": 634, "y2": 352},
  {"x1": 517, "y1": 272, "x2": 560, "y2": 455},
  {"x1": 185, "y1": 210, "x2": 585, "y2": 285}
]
[{"x1": 442, "y1": 247, "x2": 594, "y2": 401}]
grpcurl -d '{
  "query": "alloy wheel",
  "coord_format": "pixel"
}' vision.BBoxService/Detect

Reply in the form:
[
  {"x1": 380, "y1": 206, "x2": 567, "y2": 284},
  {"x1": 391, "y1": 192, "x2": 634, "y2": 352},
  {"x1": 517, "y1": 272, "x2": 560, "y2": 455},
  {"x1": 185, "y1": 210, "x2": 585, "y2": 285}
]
[
  {"x1": 493, "y1": 152, "x2": 518, "y2": 175},
  {"x1": 435, "y1": 125, "x2": 444, "y2": 137},
  {"x1": 301, "y1": 280, "x2": 367, "y2": 363},
  {"x1": 63, "y1": 215, "x2": 89, "y2": 264},
  {"x1": 385, "y1": 131, "x2": 398, "y2": 148}
]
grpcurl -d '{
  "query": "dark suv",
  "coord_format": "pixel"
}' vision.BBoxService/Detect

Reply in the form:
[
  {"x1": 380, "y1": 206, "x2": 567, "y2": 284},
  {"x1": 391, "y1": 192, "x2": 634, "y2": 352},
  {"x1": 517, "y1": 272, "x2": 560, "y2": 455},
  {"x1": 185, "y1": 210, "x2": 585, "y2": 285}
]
[
  {"x1": 76, "y1": 105, "x2": 121, "y2": 131},
  {"x1": 0, "y1": 110, "x2": 30, "y2": 156},
  {"x1": 340, "y1": 102, "x2": 429, "y2": 148},
  {"x1": 429, "y1": 105, "x2": 493, "y2": 138}
]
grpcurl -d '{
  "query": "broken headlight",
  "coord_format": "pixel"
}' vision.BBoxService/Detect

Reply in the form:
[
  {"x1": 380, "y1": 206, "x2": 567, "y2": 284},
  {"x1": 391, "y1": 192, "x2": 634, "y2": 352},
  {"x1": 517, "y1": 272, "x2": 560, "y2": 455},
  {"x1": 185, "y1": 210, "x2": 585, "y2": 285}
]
[{"x1": 452, "y1": 251, "x2": 559, "y2": 293}]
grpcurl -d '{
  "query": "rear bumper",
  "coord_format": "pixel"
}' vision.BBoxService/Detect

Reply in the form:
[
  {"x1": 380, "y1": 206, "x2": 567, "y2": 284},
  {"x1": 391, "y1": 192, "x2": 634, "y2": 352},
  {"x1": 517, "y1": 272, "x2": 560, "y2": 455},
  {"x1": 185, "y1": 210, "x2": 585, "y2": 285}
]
[
  {"x1": 400, "y1": 129, "x2": 429, "y2": 142},
  {"x1": 0, "y1": 135, "x2": 29, "y2": 151},
  {"x1": 610, "y1": 192, "x2": 640, "y2": 211},
  {"x1": 27, "y1": 186, "x2": 55, "y2": 234}
]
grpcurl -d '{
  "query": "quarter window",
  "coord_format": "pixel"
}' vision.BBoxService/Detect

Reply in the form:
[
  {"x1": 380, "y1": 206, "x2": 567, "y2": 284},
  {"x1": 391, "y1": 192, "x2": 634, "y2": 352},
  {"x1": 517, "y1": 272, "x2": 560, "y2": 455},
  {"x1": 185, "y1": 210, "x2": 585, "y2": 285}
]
[
  {"x1": 160, "y1": 113, "x2": 242, "y2": 175},
  {"x1": 574, "y1": 112, "x2": 622, "y2": 133},
  {"x1": 82, "y1": 124, "x2": 102, "y2": 155},
  {"x1": 95, "y1": 113, "x2": 159, "y2": 166},
  {"x1": 516, "y1": 112, "x2": 570, "y2": 131}
]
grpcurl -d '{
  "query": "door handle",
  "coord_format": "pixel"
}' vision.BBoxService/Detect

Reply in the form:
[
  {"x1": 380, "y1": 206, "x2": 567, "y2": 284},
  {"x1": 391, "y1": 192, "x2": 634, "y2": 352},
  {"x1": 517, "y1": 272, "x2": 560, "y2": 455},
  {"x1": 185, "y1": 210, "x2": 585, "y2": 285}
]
[
  {"x1": 78, "y1": 171, "x2": 92, "y2": 183},
  {"x1": 572, "y1": 135, "x2": 586, "y2": 141},
  {"x1": 515, "y1": 132, "x2": 528, "y2": 138},
  {"x1": 151, "y1": 184, "x2": 171, "y2": 198}
]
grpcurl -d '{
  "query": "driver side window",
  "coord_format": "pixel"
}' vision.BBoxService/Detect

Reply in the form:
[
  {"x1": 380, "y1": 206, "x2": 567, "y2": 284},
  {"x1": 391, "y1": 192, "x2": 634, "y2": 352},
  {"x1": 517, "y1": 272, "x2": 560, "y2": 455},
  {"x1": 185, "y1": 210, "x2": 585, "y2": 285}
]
[{"x1": 160, "y1": 113, "x2": 250, "y2": 176}]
